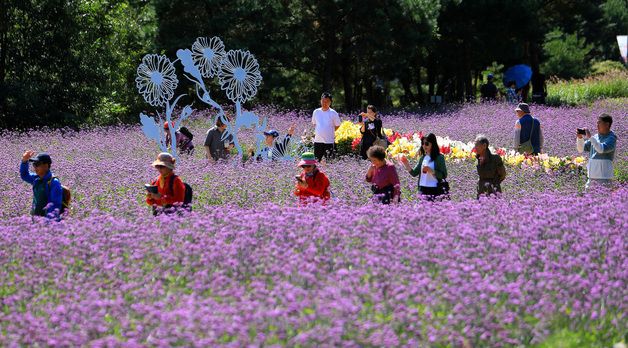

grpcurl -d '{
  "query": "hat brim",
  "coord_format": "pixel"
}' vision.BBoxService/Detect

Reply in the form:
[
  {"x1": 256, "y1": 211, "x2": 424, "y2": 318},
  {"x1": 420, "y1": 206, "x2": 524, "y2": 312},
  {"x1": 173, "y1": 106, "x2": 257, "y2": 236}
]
[
  {"x1": 152, "y1": 160, "x2": 175, "y2": 170},
  {"x1": 298, "y1": 159, "x2": 317, "y2": 167}
]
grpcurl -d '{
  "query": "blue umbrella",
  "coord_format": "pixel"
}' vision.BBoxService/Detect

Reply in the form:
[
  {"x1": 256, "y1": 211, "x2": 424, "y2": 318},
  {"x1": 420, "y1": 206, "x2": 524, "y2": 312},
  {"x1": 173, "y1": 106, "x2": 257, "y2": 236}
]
[{"x1": 503, "y1": 64, "x2": 532, "y2": 89}]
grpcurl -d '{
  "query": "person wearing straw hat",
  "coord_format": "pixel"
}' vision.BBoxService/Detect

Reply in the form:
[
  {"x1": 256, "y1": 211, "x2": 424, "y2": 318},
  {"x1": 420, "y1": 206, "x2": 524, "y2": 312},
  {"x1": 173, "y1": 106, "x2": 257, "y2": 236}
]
[
  {"x1": 294, "y1": 152, "x2": 331, "y2": 204},
  {"x1": 146, "y1": 152, "x2": 186, "y2": 214}
]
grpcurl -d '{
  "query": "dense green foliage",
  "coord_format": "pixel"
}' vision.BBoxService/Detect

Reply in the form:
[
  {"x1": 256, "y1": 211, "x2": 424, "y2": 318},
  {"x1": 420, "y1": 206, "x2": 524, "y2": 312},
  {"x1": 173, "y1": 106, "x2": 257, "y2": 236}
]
[
  {"x1": 542, "y1": 29, "x2": 593, "y2": 79},
  {"x1": 0, "y1": 0, "x2": 156, "y2": 129},
  {"x1": 0, "y1": 0, "x2": 626, "y2": 129}
]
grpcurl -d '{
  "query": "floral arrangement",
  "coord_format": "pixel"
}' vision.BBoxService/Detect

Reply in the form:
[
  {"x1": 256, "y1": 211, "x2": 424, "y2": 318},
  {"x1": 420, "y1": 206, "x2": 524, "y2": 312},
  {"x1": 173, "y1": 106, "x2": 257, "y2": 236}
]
[
  {"x1": 387, "y1": 133, "x2": 586, "y2": 172},
  {"x1": 334, "y1": 121, "x2": 395, "y2": 156}
]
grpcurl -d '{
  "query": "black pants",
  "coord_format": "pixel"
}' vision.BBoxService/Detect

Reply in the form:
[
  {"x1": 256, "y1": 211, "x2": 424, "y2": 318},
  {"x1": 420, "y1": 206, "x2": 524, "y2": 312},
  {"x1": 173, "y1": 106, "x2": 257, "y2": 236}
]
[
  {"x1": 419, "y1": 186, "x2": 441, "y2": 201},
  {"x1": 372, "y1": 185, "x2": 399, "y2": 205},
  {"x1": 314, "y1": 142, "x2": 335, "y2": 161}
]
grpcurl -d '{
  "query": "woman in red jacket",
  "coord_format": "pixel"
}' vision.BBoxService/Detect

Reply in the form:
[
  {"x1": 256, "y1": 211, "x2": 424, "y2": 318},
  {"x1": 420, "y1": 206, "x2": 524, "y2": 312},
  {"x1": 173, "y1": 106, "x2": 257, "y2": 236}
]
[
  {"x1": 294, "y1": 152, "x2": 331, "y2": 204},
  {"x1": 146, "y1": 152, "x2": 186, "y2": 215}
]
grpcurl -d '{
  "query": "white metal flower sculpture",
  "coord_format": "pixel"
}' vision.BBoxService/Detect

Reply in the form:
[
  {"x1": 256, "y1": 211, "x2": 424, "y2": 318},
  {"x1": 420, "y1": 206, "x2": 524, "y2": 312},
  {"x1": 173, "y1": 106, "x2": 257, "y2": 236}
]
[
  {"x1": 135, "y1": 54, "x2": 178, "y2": 107},
  {"x1": 138, "y1": 36, "x2": 282, "y2": 161},
  {"x1": 218, "y1": 50, "x2": 262, "y2": 104},
  {"x1": 136, "y1": 54, "x2": 191, "y2": 160},
  {"x1": 192, "y1": 36, "x2": 226, "y2": 78}
]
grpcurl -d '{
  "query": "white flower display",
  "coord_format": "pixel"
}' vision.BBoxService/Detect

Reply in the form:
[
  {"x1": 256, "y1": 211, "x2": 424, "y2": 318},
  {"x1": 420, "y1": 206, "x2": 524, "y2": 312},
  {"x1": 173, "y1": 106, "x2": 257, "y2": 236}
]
[
  {"x1": 135, "y1": 54, "x2": 178, "y2": 107},
  {"x1": 218, "y1": 50, "x2": 262, "y2": 104},
  {"x1": 191, "y1": 36, "x2": 226, "y2": 78}
]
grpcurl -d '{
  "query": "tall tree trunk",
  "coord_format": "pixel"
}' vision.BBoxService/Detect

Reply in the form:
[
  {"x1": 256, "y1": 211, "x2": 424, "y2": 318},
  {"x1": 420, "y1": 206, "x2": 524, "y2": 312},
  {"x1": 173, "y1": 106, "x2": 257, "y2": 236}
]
[
  {"x1": 400, "y1": 68, "x2": 414, "y2": 106},
  {"x1": 322, "y1": 30, "x2": 335, "y2": 93},
  {"x1": 463, "y1": 45, "x2": 473, "y2": 102},
  {"x1": 415, "y1": 63, "x2": 423, "y2": 105},
  {"x1": 341, "y1": 39, "x2": 353, "y2": 111},
  {"x1": 427, "y1": 54, "x2": 436, "y2": 97},
  {"x1": 365, "y1": 79, "x2": 373, "y2": 105}
]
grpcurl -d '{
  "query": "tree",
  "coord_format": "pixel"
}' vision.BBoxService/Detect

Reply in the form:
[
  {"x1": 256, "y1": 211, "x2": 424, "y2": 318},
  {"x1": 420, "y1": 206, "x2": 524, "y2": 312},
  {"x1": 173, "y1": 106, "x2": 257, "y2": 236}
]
[
  {"x1": 542, "y1": 29, "x2": 593, "y2": 78},
  {"x1": 0, "y1": 0, "x2": 155, "y2": 129}
]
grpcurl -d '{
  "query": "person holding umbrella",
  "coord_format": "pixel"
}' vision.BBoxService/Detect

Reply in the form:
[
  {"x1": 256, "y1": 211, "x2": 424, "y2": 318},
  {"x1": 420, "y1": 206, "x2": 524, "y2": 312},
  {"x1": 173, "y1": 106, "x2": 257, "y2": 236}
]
[{"x1": 503, "y1": 65, "x2": 532, "y2": 104}]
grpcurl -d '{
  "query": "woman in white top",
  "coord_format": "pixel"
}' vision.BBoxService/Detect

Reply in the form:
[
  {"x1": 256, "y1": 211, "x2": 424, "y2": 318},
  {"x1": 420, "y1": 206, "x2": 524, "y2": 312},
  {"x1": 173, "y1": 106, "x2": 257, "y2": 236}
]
[{"x1": 399, "y1": 133, "x2": 448, "y2": 200}]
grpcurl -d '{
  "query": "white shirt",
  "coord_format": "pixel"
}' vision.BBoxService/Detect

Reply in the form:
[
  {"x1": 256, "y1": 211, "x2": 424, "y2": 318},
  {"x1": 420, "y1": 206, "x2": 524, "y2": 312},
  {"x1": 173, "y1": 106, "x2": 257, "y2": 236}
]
[
  {"x1": 312, "y1": 108, "x2": 341, "y2": 144},
  {"x1": 419, "y1": 155, "x2": 438, "y2": 187}
]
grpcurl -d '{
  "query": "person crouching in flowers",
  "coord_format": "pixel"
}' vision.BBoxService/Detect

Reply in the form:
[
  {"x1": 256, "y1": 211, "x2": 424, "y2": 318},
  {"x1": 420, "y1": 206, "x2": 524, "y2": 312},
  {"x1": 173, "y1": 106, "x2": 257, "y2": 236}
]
[
  {"x1": 146, "y1": 152, "x2": 186, "y2": 215},
  {"x1": 366, "y1": 146, "x2": 400, "y2": 204},
  {"x1": 294, "y1": 152, "x2": 331, "y2": 204},
  {"x1": 474, "y1": 135, "x2": 506, "y2": 198},
  {"x1": 399, "y1": 133, "x2": 448, "y2": 201}
]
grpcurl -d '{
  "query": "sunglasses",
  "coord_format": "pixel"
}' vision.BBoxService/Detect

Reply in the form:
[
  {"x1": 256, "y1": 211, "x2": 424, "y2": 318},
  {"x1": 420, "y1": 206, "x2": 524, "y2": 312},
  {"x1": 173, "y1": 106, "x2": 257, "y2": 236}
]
[
  {"x1": 32, "y1": 162, "x2": 44, "y2": 167},
  {"x1": 155, "y1": 165, "x2": 166, "y2": 169},
  {"x1": 301, "y1": 165, "x2": 314, "y2": 168},
  {"x1": 422, "y1": 143, "x2": 431, "y2": 146}
]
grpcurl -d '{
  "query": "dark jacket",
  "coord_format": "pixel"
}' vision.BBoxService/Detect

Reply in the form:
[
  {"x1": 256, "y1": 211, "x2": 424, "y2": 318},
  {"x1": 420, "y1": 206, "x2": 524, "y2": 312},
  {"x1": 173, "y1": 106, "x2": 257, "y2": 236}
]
[
  {"x1": 518, "y1": 114, "x2": 542, "y2": 154},
  {"x1": 360, "y1": 118, "x2": 384, "y2": 159},
  {"x1": 476, "y1": 149, "x2": 506, "y2": 197},
  {"x1": 409, "y1": 154, "x2": 448, "y2": 189}
]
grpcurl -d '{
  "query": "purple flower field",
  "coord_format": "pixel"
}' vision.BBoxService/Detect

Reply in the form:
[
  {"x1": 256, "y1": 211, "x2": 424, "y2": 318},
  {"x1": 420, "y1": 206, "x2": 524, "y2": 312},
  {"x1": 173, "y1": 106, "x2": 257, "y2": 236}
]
[{"x1": 0, "y1": 102, "x2": 626, "y2": 346}]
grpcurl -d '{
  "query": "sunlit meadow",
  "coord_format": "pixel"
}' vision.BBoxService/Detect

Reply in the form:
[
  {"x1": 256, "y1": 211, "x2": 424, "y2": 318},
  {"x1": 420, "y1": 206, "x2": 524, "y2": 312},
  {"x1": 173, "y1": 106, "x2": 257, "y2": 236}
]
[{"x1": 0, "y1": 102, "x2": 626, "y2": 346}]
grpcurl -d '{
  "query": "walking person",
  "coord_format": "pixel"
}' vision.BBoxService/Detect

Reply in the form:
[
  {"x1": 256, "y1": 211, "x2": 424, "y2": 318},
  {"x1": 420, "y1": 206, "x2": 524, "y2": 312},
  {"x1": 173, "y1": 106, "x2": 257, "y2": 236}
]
[
  {"x1": 312, "y1": 92, "x2": 341, "y2": 162},
  {"x1": 358, "y1": 105, "x2": 386, "y2": 160},
  {"x1": 576, "y1": 114, "x2": 617, "y2": 190},
  {"x1": 399, "y1": 133, "x2": 448, "y2": 201},
  {"x1": 204, "y1": 118, "x2": 234, "y2": 163},
  {"x1": 473, "y1": 135, "x2": 506, "y2": 198},
  {"x1": 19, "y1": 151, "x2": 64, "y2": 220},
  {"x1": 513, "y1": 103, "x2": 543, "y2": 155},
  {"x1": 365, "y1": 146, "x2": 400, "y2": 204}
]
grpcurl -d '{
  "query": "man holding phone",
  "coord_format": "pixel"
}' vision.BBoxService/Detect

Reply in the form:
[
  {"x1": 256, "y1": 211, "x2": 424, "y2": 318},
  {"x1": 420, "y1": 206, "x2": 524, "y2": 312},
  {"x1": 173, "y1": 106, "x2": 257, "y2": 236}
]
[{"x1": 577, "y1": 114, "x2": 617, "y2": 189}]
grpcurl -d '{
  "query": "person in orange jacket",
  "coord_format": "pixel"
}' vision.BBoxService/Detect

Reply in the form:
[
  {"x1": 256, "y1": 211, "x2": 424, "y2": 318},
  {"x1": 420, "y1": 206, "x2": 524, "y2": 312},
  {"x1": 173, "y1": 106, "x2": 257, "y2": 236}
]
[
  {"x1": 294, "y1": 152, "x2": 331, "y2": 204},
  {"x1": 146, "y1": 152, "x2": 186, "y2": 215}
]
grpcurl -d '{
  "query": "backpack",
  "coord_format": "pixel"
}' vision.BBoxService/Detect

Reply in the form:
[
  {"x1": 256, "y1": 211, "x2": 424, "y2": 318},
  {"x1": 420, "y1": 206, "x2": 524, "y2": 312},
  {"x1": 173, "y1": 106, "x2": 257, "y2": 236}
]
[
  {"x1": 47, "y1": 177, "x2": 71, "y2": 214},
  {"x1": 152, "y1": 175, "x2": 193, "y2": 209},
  {"x1": 178, "y1": 126, "x2": 194, "y2": 140}
]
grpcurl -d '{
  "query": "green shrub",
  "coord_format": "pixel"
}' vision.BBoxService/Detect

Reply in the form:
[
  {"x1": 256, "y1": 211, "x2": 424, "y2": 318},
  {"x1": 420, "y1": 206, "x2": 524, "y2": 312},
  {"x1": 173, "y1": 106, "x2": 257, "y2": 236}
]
[
  {"x1": 542, "y1": 29, "x2": 593, "y2": 79},
  {"x1": 590, "y1": 60, "x2": 627, "y2": 76}
]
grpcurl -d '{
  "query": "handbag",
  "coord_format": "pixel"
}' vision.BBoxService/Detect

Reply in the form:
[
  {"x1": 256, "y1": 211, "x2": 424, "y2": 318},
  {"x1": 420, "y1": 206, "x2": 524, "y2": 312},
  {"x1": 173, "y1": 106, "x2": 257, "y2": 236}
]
[
  {"x1": 437, "y1": 178, "x2": 450, "y2": 197},
  {"x1": 369, "y1": 120, "x2": 389, "y2": 149},
  {"x1": 518, "y1": 118, "x2": 535, "y2": 154},
  {"x1": 373, "y1": 137, "x2": 389, "y2": 148}
]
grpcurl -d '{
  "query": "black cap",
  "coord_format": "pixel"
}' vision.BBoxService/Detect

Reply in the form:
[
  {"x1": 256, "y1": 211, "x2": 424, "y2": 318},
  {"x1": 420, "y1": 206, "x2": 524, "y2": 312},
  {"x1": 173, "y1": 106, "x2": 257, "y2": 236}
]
[
  {"x1": 29, "y1": 152, "x2": 52, "y2": 164},
  {"x1": 321, "y1": 92, "x2": 332, "y2": 100}
]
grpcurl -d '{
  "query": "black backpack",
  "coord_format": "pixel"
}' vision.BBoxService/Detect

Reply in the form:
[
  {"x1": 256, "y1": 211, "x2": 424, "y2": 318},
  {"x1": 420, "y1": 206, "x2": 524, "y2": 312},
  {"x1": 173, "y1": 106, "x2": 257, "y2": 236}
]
[{"x1": 178, "y1": 126, "x2": 194, "y2": 140}]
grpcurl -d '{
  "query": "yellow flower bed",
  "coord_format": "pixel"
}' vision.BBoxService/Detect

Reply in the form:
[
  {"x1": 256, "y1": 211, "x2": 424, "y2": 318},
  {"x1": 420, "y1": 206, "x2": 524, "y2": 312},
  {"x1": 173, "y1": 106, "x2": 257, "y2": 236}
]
[{"x1": 334, "y1": 121, "x2": 393, "y2": 142}]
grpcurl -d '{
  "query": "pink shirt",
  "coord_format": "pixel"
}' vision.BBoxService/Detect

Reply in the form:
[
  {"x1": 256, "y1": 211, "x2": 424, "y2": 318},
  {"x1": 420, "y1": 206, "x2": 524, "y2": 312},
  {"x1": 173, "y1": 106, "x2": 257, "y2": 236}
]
[{"x1": 366, "y1": 162, "x2": 401, "y2": 199}]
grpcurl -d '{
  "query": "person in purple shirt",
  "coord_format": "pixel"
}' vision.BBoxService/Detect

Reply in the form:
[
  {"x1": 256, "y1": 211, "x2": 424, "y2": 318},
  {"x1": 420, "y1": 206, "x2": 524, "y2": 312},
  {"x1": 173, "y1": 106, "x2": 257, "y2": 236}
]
[{"x1": 365, "y1": 145, "x2": 401, "y2": 204}]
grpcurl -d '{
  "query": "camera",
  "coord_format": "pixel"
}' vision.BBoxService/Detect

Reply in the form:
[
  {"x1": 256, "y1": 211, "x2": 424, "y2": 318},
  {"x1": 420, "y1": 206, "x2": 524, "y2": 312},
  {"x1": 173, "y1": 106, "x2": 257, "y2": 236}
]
[
  {"x1": 357, "y1": 115, "x2": 363, "y2": 123},
  {"x1": 577, "y1": 128, "x2": 586, "y2": 135}
]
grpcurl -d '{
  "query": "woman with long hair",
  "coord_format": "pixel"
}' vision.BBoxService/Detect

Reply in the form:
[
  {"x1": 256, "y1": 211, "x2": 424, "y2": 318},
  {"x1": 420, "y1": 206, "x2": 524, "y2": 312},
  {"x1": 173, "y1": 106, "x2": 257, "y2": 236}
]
[{"x1": 399, "y1": 133, "x2": 448, "y2": 200}]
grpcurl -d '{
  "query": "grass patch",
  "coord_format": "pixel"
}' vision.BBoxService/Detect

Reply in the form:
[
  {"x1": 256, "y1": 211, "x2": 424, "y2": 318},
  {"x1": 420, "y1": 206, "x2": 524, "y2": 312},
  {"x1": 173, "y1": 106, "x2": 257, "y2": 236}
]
[{"x1": 546, "y1": 70, "x2": 628, "y2": 106}]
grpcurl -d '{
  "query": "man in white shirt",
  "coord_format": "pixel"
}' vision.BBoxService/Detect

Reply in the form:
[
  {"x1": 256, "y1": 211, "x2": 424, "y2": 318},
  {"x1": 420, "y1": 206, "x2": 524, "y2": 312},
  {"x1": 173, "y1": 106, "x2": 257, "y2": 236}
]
[{"x1": 312, "y1": 92, "x2": 341, "y2": 161}]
